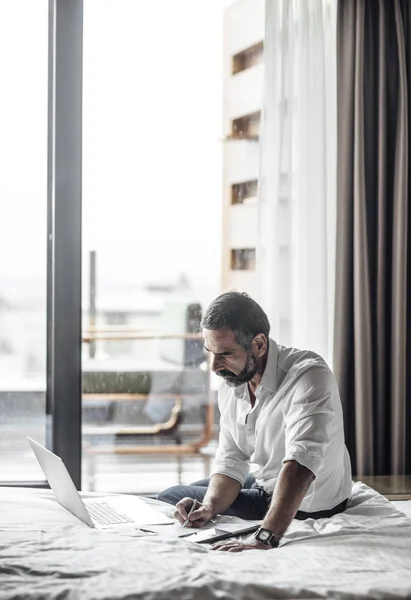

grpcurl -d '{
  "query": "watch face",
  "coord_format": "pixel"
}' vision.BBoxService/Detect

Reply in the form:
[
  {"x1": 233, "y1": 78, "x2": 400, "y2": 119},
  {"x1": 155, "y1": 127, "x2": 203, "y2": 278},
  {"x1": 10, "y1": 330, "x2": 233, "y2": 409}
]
[{"x1": 259, "y1": 530, "x2": 270, "y2": 541}]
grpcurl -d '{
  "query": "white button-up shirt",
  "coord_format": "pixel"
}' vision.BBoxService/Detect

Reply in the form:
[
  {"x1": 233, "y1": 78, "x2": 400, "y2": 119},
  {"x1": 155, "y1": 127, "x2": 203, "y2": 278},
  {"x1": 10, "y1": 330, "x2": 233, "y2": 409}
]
[{"x1": 211, "y1": 339, "x2": 352, "y2": 512}]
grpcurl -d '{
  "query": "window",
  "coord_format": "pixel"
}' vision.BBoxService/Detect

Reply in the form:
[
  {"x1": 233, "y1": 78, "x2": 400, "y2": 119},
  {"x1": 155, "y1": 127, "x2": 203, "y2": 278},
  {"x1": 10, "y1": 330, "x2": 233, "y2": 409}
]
[
  {"x1": 231, "y1": 110, "x2": 261, "y2": 140},
  {"x1": 0, "y1": 0, "x2": 48, "y2": 483},
  {"x1": 0, "y1": 0, "x2": 265, "y2": 493},
  {"x1": 81, "y1": 0, "x2": 223, "y2": 493},
  {"x1": 231, "y1": 180, "x2": 258, "y2": 204},
  {"x1": 231, "y1": 248, "x2": 256, "y2": 271},
  {"x1": 232, "y1": 40, "x2": 264, "y2": 74}
]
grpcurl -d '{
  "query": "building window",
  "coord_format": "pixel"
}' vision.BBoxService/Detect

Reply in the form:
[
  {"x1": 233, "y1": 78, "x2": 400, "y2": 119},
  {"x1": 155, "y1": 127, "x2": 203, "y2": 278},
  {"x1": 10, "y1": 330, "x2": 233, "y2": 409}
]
[
  {"x1": 231, "y1": 110, "x2": 260, "y2": 140},
  {"x1": 232, "y1": 41, "x2": 263, "y2": 75},
  {"x1": 231, "y1": 248, "x2": 256, "y2": 270},
  {"x1": 231, "y1": 179, "x2": 258, "y2": 205}
]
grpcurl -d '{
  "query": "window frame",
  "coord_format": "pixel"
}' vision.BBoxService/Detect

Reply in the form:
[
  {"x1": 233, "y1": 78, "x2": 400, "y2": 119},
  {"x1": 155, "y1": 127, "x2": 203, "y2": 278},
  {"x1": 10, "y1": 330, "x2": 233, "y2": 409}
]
[{"x1": 46, "y1": 0, "x2": 83, "y2": 489}]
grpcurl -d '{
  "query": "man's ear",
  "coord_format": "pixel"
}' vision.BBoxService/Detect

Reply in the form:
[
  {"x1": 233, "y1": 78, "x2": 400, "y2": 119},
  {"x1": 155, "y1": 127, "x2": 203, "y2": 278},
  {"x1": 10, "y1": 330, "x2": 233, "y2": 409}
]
[{"x1": 252, "y1": 334, "x2": 268, "y2": 357}]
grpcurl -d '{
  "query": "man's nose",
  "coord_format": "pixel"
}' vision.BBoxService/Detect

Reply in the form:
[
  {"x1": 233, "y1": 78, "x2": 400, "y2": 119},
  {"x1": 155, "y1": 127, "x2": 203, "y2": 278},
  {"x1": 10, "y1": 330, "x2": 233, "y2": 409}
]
[{"x1": 210, "y1": 355, "x2": 221, "y2": 373}]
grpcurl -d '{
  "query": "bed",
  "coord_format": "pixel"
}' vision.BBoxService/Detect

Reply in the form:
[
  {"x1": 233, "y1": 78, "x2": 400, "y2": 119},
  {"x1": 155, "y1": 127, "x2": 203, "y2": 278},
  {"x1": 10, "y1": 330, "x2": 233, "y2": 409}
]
[{"x1": 1, "y1": 482, "x2": 411, "y2": 600}]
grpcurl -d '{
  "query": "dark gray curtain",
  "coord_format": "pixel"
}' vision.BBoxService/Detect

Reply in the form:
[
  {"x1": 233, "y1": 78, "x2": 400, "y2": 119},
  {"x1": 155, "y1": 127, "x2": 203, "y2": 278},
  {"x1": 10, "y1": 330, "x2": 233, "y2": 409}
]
[{"x1": 334, "y1": 0, "x2": 411, "y2": 476}]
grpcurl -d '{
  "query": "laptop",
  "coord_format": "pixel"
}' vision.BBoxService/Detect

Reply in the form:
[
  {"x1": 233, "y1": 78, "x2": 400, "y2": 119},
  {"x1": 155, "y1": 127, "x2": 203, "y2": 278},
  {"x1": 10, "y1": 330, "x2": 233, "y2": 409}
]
[{"x1": 27, "y1": 437, "x2": 173, "y2": 529}]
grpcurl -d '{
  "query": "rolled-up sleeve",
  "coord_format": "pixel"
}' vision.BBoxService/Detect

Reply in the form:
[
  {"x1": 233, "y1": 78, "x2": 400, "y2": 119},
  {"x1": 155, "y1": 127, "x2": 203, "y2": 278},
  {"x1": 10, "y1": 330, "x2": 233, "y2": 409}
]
[
  {"x1": 211, "y1": 391, "x2": 250, "y2": 485},
  {"x1": 211, "y1": 420, "x2": 250, "y2": 485},
  {"x1": 282, "y1": 365, "x2": 336, "y2": 478}
]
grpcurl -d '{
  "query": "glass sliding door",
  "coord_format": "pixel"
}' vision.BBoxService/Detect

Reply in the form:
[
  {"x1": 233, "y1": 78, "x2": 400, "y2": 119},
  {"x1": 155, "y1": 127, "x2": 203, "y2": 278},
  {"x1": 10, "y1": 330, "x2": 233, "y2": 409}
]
[
  {"x1": 81, "y1": 0, "x2": 223, "y2": 494},
  {"x1": 0, "y1": 0, "x2": 263, "y2": 493},
  {"x1": 0, "y1": 0, "x2": 83, "y2": 488},
  {"x1": 0, "y1": 1, "x2": 48, "y2": 483}
]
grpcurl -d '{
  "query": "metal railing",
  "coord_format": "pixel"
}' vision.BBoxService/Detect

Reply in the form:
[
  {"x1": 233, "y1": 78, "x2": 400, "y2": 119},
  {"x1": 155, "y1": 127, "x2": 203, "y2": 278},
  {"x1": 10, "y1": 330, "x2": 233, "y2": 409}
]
[{"x1": 81, "y1": 329, "x2": 215, "y2": 456}]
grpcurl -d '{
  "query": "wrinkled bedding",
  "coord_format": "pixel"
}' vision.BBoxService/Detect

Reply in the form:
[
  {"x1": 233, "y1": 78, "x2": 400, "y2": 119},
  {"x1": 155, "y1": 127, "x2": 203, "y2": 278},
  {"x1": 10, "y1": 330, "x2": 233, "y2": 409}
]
[{"x1": 1, "y1": 482, "x2": 411, "y2": 600}]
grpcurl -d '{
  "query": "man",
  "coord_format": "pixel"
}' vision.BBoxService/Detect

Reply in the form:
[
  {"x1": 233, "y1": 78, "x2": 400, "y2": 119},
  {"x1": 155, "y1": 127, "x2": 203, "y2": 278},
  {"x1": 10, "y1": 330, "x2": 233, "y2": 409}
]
[{"x1": 158, "y1": 292, "x2": 352, "y2": 552}]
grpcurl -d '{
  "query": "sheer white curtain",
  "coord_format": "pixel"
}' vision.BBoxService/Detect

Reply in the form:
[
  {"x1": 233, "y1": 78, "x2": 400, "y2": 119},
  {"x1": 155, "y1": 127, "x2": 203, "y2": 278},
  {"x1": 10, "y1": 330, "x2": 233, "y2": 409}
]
[{"x1": 257, "y1": 0, "x2": 337, "y2": 365}]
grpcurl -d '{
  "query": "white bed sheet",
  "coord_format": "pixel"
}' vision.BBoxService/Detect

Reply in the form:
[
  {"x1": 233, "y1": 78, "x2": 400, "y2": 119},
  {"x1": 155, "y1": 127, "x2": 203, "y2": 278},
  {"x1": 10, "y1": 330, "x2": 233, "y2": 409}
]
[
  {"x1": 1, "y1": 482, "x2": 411, "y2": 600},
  {"x1": 392, "y1": 499, "x2": 411, "y2": 519}
]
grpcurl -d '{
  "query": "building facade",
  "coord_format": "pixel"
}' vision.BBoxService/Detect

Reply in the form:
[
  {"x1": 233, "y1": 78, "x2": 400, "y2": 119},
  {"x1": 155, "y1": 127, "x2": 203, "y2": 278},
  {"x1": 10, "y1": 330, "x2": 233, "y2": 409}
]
[{"x1": 222, "y1": 0, "x2": 265, "y2": 298}]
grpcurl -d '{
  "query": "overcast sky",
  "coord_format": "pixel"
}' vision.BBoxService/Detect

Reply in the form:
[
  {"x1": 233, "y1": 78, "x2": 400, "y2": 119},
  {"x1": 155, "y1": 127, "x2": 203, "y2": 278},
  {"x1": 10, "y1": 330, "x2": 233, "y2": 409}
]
[{"x1": 0, "y1": 0, "x2": 235, "y2": 296}]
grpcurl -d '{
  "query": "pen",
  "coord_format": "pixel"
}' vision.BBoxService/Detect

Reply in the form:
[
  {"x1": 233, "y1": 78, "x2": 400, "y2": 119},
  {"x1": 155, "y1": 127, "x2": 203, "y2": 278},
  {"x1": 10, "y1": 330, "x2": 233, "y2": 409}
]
[{"x1": 183, "y1": 500, "x2": 197, "y2": 528}]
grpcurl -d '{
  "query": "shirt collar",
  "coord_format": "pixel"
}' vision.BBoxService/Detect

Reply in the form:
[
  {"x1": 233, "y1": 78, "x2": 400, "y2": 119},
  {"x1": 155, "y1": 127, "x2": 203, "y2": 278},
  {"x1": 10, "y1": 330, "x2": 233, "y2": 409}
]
[
  {"x1": 258, "y1": 337, "x2": 279, "y2": 393},
  {"x1": 233, "y1": 337, "x2": 279, "y2": 398}
]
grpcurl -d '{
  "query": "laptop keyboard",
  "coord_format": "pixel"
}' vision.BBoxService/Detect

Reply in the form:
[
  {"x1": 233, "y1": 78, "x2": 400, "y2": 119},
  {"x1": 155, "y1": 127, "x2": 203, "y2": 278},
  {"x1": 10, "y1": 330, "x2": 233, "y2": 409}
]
[{"x1": 85, "y1": 500, "x2": 135, "y2": 525}]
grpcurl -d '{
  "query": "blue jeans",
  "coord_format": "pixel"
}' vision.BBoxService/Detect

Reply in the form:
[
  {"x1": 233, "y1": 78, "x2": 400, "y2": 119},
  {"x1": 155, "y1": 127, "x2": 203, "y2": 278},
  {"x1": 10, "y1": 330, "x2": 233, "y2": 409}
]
[
  {"x1": 157, "y1": 475, "x2": 349, "y2": 521},
  {"x1": 157, "y1": 474, "x2": 271, "y2": 521}
]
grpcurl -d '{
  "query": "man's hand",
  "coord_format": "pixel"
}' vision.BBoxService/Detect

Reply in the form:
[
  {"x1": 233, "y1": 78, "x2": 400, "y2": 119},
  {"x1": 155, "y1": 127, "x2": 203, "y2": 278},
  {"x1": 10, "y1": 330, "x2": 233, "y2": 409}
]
[
  {"x1": 174, "y1": 498, "x2": 215, "y2": 528},
  {"x1": 211, "y1": 537, "x2": 272, "y2": 552}
]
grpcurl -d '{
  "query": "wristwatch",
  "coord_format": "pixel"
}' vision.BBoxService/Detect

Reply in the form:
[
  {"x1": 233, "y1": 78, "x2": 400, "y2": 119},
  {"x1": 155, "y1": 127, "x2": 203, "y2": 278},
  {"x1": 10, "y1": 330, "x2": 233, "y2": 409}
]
[{"x1": 253, "y1": 527, "x2": 280, "y2": 548}]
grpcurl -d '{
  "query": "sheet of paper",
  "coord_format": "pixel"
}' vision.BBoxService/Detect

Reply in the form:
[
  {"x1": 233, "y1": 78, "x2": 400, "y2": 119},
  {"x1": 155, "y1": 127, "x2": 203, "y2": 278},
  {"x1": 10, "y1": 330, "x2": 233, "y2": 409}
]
[
  {"x1": 145, "y1": 517, "x2": 262, "y2": 537},
  {"x1": 214, "y1": 519, "x2": 261, "y2": 532},
  {"x1": 146, "y1": 521, "x2": 217, "y2": 537}
]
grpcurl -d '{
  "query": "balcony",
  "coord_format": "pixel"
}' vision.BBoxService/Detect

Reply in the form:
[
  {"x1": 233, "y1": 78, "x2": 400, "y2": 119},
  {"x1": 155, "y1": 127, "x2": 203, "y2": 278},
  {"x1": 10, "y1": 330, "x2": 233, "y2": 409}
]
[{"x1": 0, "y1": 304, "x2": 220, "y2": 495}]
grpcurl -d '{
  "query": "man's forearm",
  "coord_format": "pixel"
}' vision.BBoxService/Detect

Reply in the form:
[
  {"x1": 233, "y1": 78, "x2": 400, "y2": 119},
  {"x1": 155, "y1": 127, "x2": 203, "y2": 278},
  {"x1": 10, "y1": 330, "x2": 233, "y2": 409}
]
[
  {"x1": 262, "y1": 460, "x2": 315, "y2": 540},
  {"x1": 202, "y1": 474, "x2": 242, "y2": 516}
]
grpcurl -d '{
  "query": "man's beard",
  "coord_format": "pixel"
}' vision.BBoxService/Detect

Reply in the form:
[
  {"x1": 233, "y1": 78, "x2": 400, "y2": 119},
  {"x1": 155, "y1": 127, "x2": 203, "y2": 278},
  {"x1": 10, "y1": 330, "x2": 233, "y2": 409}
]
[{"x1": 217, "y1": 350, "x2": 259, "y2": 387}]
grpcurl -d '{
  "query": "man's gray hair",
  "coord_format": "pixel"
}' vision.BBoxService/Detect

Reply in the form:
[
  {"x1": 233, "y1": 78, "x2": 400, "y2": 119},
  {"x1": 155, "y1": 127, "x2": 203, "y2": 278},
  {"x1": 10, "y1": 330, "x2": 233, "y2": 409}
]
[{"x1": 201, "y1": 291, "x2": 270, "y2": 349}]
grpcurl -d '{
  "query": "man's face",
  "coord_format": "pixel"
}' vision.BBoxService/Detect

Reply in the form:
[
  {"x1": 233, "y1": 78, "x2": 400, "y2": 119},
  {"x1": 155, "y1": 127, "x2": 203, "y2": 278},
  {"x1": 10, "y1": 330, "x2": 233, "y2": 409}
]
[{"x1": 203, "y1": 328, "x2": 258, "y2": 387}]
